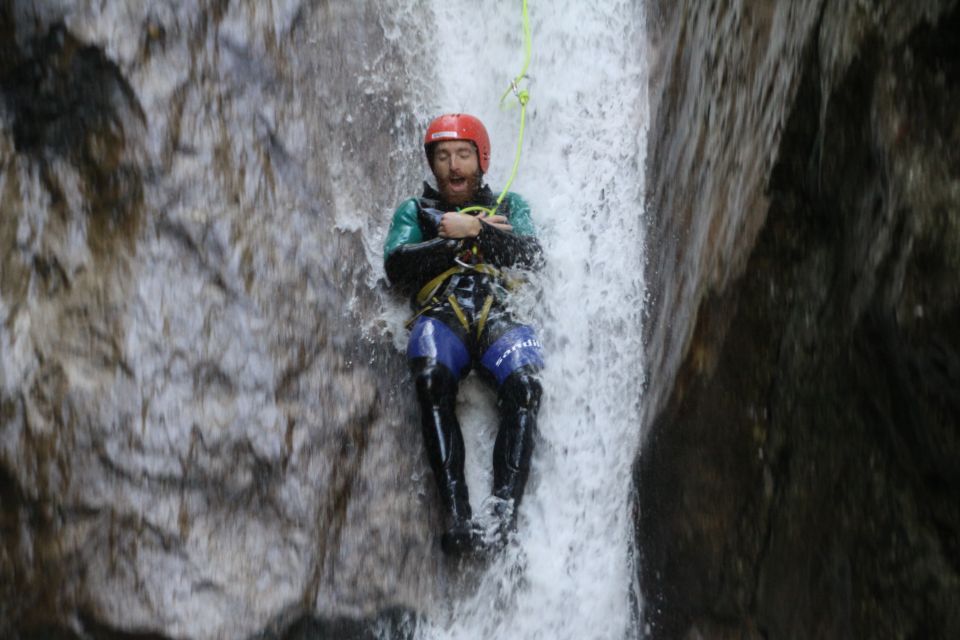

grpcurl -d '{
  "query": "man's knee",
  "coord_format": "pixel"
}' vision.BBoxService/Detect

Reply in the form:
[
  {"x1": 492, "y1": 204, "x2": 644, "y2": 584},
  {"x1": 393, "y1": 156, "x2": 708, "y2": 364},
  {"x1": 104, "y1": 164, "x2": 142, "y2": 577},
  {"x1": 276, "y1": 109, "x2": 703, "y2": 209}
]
[
  {"x1": 499, "y1": 367, "x2": 542, "y2": 412},
  {"x1": 413, "y1": 359, "x2": 458, "y2": 402}
]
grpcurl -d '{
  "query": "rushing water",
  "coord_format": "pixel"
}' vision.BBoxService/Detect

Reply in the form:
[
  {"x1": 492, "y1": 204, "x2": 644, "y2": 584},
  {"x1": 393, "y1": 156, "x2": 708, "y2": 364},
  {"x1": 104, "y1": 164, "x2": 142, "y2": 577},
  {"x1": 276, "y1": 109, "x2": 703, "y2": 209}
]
[{"x1": 373, "y1": 1, "x2": 650, "y2": 638}]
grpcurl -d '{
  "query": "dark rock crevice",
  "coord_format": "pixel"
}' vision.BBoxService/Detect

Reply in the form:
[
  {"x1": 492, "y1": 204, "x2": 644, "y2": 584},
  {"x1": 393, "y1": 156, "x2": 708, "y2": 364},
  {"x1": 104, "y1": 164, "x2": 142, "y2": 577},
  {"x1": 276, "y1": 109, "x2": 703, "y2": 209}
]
[
  {"x1": 638, "y1": 1, "x2": 960, "y2": 638},
  {"x1": 0, "y1": 20, "x2": 145, "y2": 260}
]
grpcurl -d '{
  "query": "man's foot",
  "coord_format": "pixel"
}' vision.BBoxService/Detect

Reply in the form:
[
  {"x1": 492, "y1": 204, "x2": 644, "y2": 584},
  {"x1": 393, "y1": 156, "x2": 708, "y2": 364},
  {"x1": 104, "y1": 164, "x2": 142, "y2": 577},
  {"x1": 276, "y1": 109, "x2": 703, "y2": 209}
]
[
  {"x1": 478, "y1": 497, "x2": 517, "y2": 552},
  {"x1": 440, "y1": 519, "x2": 485, "y2": 556}
]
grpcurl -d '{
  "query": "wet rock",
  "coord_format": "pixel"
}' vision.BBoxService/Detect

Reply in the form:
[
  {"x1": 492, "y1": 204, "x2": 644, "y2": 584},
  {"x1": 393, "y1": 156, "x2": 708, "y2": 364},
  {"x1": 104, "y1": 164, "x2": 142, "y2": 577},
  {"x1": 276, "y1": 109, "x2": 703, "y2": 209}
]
[
  {"x1": 639, "y1": 0, "x2": 960, "y2": 638},
  {"x1": 1, "y1": 2, "x2": 442, "y2": 638}
]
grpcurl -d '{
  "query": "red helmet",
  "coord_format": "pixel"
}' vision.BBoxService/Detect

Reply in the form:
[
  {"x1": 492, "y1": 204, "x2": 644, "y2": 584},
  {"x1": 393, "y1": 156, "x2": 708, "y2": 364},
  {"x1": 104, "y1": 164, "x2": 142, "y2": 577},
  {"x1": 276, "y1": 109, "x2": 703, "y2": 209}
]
[{"x1": 424, "y1": 113, "x2": 491, "y2": 173}]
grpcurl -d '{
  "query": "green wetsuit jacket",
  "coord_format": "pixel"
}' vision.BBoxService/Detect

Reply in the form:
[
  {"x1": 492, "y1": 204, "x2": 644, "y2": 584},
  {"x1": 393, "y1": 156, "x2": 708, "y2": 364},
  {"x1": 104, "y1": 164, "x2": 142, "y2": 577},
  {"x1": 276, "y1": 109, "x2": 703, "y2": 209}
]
[{"x1": 384, "y1": 183, "x2": 543, "y2": 308}]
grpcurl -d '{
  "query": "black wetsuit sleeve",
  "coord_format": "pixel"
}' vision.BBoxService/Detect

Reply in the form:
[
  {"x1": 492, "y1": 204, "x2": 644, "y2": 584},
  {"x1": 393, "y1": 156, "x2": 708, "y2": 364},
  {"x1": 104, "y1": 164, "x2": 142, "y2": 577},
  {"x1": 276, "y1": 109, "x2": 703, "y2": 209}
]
[
  {"x1": 475, "y1": 223, "x2": 545, "y2": 270},
  {"x1": 385, "y1": 238, "x2": 462, "y2": 293}
]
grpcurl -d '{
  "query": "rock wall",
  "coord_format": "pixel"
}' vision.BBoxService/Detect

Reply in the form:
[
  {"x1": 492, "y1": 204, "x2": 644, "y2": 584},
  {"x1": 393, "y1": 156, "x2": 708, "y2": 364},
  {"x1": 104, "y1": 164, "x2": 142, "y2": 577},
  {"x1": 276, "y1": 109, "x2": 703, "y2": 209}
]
[
  {"x1": 638, "y1": 0, "x2": 960, "y2": 637},
  {"x1": 0, "y1": 2, "x2": 439, "y2": 638}
]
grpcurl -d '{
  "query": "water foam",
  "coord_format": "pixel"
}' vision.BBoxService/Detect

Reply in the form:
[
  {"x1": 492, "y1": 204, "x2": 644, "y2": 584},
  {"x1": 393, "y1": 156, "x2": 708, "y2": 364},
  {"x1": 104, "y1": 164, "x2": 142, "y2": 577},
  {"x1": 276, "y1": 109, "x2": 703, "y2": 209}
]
[{"x1": 405, "y1": 1, "x2": 650, "y2": 638}]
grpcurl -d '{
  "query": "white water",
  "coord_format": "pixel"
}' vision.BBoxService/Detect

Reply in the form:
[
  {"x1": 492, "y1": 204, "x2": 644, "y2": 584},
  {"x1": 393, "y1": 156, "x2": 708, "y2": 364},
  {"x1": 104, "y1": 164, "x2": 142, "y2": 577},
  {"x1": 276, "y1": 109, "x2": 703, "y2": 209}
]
[{"x1": 386, "y1": 1, "x2": 650, "y2": 638}]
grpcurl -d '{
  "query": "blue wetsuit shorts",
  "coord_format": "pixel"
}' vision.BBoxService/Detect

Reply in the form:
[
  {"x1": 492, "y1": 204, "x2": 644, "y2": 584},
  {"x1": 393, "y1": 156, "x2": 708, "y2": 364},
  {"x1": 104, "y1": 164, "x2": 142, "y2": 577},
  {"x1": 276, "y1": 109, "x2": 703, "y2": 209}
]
[{"x1": 407, "y1": 304, "x2": 544, "y2": 385}]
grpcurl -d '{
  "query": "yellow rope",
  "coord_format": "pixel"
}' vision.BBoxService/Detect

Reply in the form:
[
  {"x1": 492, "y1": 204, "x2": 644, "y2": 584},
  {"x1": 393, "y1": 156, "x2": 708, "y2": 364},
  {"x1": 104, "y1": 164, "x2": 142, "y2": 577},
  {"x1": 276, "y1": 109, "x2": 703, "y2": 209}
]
[
  {"x1": 494, "y1": 0, "x2": 532, "y2": 208},
  {"x1": 459, "y1": 0, "x2": 532, "y2": 219}
]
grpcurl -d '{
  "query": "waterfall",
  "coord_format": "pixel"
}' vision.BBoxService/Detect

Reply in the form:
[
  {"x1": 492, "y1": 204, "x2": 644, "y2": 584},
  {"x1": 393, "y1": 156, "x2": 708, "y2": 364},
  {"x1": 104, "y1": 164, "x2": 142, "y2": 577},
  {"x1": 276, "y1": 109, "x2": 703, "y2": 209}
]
[{"x1": 374, "y1": 2, "x2": 650, "y2": 638}]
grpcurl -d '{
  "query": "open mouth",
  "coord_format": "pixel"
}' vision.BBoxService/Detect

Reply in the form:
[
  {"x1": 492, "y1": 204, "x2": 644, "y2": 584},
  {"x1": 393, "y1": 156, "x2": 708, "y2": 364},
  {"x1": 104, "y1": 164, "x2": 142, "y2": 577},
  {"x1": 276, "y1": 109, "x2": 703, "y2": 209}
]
[{"x1": 448, "y1": 175, "x2": 467, "y2": 190}]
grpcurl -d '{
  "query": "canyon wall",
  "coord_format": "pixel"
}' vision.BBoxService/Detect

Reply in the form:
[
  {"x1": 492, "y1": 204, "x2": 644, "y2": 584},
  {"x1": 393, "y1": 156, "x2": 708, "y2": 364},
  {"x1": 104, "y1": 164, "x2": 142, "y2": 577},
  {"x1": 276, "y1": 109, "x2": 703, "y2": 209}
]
[{"x1": 637, "y1": 1, "x2": 960, "y2": 637}]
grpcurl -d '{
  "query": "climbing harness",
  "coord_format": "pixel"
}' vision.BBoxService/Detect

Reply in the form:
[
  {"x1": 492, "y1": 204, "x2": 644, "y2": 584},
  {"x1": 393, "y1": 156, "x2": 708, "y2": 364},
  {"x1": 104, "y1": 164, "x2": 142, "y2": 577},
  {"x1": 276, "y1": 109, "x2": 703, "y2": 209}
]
[
  {"x1": 415, "y1": 263, "x2": 504, "y2": 308},
  {"x1": 406, "y1": 260, "x2": 519, "y2": 339}
]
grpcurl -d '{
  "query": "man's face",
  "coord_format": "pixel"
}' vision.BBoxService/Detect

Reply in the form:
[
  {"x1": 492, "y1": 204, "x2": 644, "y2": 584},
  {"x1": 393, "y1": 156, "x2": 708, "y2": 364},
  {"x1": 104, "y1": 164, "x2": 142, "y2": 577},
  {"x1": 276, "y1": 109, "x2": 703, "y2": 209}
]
[{"x1": 430, "y1": 140, "x2": 481, "y2": 206}]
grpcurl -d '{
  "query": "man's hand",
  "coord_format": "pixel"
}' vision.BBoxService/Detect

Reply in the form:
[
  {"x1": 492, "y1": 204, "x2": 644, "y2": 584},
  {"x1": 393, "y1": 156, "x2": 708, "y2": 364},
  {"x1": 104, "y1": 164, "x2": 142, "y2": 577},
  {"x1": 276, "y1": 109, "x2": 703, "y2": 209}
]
[
  {"x1": 438, "y1": 212, "x2": 513, "y2": 238},
  {"x1": 438, "y1": 212, "x2": 480, "y2": 238}
]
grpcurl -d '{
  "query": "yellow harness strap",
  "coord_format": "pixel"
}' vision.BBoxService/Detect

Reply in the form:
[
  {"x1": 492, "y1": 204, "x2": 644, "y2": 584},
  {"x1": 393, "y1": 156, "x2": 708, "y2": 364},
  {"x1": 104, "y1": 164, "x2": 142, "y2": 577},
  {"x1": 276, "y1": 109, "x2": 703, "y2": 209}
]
[
  {"x1": 447, "y1": 295, "x2": 471, "y2": 333},
  {"x1": 476, "y1": 295, "x2": 494, "y2": 339},
  {"x1": 404, "y1": 301, "x2": 434, "y2": 329},
  {"x1": 416, "y1": 266, "x2": 464, "y2": 307}
]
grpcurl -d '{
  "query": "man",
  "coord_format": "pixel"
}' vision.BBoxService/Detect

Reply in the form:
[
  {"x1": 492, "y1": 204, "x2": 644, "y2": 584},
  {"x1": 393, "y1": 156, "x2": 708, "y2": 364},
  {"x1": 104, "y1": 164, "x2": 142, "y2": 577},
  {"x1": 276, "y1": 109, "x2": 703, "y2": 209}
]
[{"x1": 384, "y1": 113, "x2": 544, "y2": 555}]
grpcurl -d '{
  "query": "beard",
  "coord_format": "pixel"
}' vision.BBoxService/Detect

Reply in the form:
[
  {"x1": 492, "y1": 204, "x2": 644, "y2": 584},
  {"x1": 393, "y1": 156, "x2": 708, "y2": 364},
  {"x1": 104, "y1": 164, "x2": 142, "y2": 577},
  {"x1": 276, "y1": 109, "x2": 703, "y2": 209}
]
[{"x1": 438, "y1": 169, "x2": 482, "y2": 206}]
